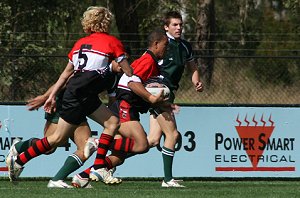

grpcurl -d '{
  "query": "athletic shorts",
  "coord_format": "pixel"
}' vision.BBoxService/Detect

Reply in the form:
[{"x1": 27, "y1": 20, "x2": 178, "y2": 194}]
[
  {"x1": 45, "y1": 111, "x2": 60, "y2": 124},
  {"x1": 59, "y1": 89, "x2": 101, "y2": 125},
  {"x1": 109, "y1": 100, "x2": 140, "y2": 123}
]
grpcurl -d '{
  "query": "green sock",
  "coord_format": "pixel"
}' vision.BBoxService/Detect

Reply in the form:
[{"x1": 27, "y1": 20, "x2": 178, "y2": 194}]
[
  {"x1": 162, "y1": 146, "x2": 175, "y2": 182},
  {"x1": 14, "y1": 138, "x2": 36, "y2": 153},
  {"x1": 52, "y1": 154, "x2": 83, "y2": 181}
]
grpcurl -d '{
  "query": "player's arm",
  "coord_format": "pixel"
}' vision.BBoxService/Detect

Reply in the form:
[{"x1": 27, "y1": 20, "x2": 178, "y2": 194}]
[
  {"x1": 26, "y1": 85, "x2": 54, "y2": 111},
  {"x1": 128, "y1": 81, "x2": 165, "y2": 104},
  {"x1": 187, "y1": 61, "x2": 204, "y2": 92},
  {"x1": 44, "y1": 62, "x2": 74, "y2": 113},
  {"x1": 118, "y1": 58, "x2": 133, "y2": 77}
]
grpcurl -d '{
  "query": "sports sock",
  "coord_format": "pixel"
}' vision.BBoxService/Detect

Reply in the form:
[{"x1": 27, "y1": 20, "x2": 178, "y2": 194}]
[
  {"x1": 105, "y1": 156, "x2": 113, "y2": 170},
  {"x1": 93, "y1": 133, "x2": 113, "y2": 169},
  {"x1": 162, "y1": 146, "x2": 175, "y2": 182},
  {"x1": 79, "y1": 166, "x2": 92, "y2": 179},
  {"x1": 110, "y1": 138, "x2": 134, "y2": 153},
  {"x1": 52, "y1": 154, "x2": 83, "y2": 181},
  {"x1": 16, "y1": 137, "x2": 51, "y2": 166},
  {"x1": 15, "y1": 138, "x2": 39, "y2": 153}
]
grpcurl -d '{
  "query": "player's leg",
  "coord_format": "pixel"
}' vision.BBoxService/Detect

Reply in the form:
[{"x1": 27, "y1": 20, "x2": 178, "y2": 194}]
[
  {"x1": 147, "y1": 114, "x2": 163, "y2": 147},
  {"x1": 8, "y1": 121, "x2": 55, "y2": 161},
  {"x1": 7, "y1": 118, "x2": 77, "y2": 181},
  {"x1": 115, "y1": 120, "x2": 149, "y2": 154},
  {"x1": 88, "y1": 103, "x2": 120, "y2": 180},
  {"x1": 155, "y1": 111, "x2": 184, "y2": 187},
  {"x1": 50, "y1": 121, "x2": 91, "y2": 187}
]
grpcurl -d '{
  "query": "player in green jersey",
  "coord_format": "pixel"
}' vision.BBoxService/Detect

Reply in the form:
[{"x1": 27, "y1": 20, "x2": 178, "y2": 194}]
[{"x1": 147, "y1": 11, "x2": 204, "y2": 187}]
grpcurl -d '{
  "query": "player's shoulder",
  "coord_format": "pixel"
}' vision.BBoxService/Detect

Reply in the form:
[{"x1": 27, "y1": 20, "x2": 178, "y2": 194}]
[
  {"x1": 180, "y1": 38, "x2": 192, "y2": 48},
  {"x1": 132, "y1": 53, "x2": 154, "y2": 67},
  {"x1": 98, "y1": 33, "x2": 121, "y2": 42}
]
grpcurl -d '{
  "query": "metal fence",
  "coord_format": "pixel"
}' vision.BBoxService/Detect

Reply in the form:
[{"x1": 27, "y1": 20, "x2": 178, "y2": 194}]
[{"x1": 1, "y1": 55, "x2": 299, "y2": 105}]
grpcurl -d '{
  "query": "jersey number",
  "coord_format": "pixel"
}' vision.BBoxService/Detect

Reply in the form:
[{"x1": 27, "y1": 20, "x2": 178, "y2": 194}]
[{"x1": 78, "y1": 44, "x2": 92, "y2": 69}]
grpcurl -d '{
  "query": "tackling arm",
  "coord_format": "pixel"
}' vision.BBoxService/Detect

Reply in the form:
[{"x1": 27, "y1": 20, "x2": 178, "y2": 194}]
[{"x1": 44, "y1": 62, "x2": 74, "y2": 113}]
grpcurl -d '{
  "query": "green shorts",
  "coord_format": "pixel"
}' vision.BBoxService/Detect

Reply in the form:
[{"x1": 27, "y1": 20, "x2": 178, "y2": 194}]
[{"x1": 45, "y1": 111, "x2": 60, "y2": 124}]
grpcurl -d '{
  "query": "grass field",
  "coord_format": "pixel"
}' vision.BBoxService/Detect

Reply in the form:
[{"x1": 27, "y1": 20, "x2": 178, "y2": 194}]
[{"x1": 1, "y1": 178, "x2": 300, "y2": 198}]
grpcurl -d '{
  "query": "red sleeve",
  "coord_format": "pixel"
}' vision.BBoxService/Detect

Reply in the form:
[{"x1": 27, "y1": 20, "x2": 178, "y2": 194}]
[
  {"x1": 131, "y1": 54, "x2": 157, "y2": 82},
  {"x1": 109, "y1": 36, "x2": 125, "y2": 59}
]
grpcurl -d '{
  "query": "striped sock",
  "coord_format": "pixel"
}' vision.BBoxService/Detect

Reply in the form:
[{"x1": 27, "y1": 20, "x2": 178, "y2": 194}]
[
  {"x1": 162, "y1": 146, "x2": 175, "y2": 182},
  {"x1": 14, "y1": 138, "x2": 39, "y2": 153},
  {"x1": 16, "y1": 137, "x2": 51, "y2": 166},
  {"x1": 93, "y1": 133, "x2": 113, "y2": 169},
  {"x1": 110, "y1": 138, "x2": 134, "y2": 153},
  {"x1": 52, "y1": 154, "x2": 83, "y2": 181},
  {"x1": 79, "y1": 166, "x2": 92, "y2": 179},
  {"x1": 105, "y1": 156, "x2": 113, "y2": 170}
]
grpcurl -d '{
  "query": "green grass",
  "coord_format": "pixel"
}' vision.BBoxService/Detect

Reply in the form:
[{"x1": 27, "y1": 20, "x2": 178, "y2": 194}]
[{"x1": 1, "y1": 179, "x2": 300, "y2": 198}]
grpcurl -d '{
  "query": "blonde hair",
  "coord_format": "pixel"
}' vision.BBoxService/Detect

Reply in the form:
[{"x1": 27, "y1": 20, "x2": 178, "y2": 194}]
[{"x1": 81, "y1": 6, "x2": 113, "y2": 34}]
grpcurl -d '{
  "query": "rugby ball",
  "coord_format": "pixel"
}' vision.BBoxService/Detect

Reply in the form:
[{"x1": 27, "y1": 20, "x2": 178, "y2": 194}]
[{"x1": 145, "y1": 83, "x2": 170, "y2": 99}]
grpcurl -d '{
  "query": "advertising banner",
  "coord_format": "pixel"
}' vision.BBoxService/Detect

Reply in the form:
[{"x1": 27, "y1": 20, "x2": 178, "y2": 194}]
[{"x1": 0, "y1": 105, "x2": 299, "y2": 178}]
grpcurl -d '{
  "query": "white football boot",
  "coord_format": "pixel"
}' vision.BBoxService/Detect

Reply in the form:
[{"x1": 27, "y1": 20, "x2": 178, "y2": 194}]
[
  {"x1": 7, "y1": 138, "x2": 21, "y2": 157},
  {"x1": 83, "y1": 137, "x2": 99, "y2": 159},
  {"x1": 47, "y1": 180, "x2": 73, "y2": 188},
  {"x1": 106, "y1": 168, "x2": 122, "y2": 184},
  {"x1": 71, "y1": 174, "x2": 93, "y2": 188},
  {"x1": 161, "y1": 179, "x2": 185, "y2": 188},
  {"x1": 90, "y1": 167, "x2": 122, "y2": 184},
  {"x1": 6, "y1": 155, "x2": 23, "y2": 182}
]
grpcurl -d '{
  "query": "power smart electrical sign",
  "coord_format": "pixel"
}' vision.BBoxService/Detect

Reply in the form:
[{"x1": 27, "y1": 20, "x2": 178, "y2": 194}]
[{"x1": 215, "y1": 114, "x2": 295, "y2": 173}]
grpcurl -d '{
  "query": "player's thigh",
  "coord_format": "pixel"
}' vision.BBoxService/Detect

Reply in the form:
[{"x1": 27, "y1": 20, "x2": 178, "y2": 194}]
[
  {"x1": 89, "y1": 103, "x2": 119, "y2": 130},
  {"x1": 44, "y1": 121, "x2": 58, "y2": 137},
  {"x1": 148, "y1": 114, "x2": 163, "y2": 140},
  {"x1": 47, "y1": 118, "x2": 77, "y2": 146},
  {"x1": 118, "y1": 121, "x2": 147, "y2": 143},
  {"x1": 156, "y1": 111, "x2": 177, "y2": 136},
  {"x1": 73, "y1": 121, "x2": 91, "y2": 151}
]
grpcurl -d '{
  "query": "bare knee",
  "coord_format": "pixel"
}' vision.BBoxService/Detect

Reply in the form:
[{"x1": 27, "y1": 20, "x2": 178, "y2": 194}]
[
  {"x1": 47, "y1": 133, "x2": 68, "y2": 148},
  {"x1": 105, "y1": 119, "x2": 120, "y2": 134},
  {"x1": 148, "y1": 136, "x2": 160, "y2": 147},
  {"x1": 134, "y1": 141, "x2": 149, "y2": 154}
]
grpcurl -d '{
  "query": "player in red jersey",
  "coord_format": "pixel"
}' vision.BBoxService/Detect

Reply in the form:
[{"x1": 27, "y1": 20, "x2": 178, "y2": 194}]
[
  {"x1": 72, "y1": 28, "x2": 170, "y2": 186},
  {"x1": 6, "y1": 6, "x2": 133, "y2": 186}
]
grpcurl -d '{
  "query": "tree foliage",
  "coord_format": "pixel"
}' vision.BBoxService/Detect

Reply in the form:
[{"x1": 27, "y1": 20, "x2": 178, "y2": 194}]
[{"x1": 0, "y1": 0, "x2": 299, "y2": 102}]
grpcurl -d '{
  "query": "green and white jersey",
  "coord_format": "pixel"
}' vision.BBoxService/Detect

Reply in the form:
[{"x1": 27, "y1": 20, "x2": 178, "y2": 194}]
[{"x1": 159, "y1": 32, "x2": 194, "y2": 92}]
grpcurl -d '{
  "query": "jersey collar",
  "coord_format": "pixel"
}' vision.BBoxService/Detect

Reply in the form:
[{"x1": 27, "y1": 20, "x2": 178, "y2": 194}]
[
  {"x1": 146, "y1": 49, "x2": 159, "y2": 63},
  {"x1": 166, "y1": 32, "x2": 181, "y2": 42}
]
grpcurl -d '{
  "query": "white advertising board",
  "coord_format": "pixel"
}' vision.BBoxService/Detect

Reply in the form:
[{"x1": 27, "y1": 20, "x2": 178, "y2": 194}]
[{"x1": 0, "y1": 105, "x2": 298, "y2": 178}]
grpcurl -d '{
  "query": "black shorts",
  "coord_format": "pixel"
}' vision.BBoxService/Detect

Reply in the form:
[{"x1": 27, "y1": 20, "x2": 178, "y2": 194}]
[
  {"x1": 59, "y1": 70, "x2": 115, "y2": 125},
  {"x1": 109, "y1": 100, "x2": 140, "y2": 123},
  {"x1": 59, "y1": 88, "x2": 101, "y2": 125}
]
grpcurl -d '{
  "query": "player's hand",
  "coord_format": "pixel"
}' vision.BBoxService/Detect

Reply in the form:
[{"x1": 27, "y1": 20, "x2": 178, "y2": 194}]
[
  {"x1": 195, "y1": 81, "x2": 204, "y2": 92},
  {"x1": 44, "y1": 96, "x2": 56, "y2": 113},
  {"x1": 26, "y1": 95, "x2": 47, "y2": 111},
  {"x1": 149, "y1": 89, "x2": 166, "y2": 104},
  {"x1": 171, "y1": 104, "x2": 180, "y2": 114}
]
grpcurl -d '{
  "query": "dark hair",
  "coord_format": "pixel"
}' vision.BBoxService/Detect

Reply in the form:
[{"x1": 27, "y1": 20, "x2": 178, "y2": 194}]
[
  {"x1": 162, "y1": 11, "x2": 182, "y2": 26},
  {"x1": 147, "y1": 27, "x2": 167, "y2": 47}
]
